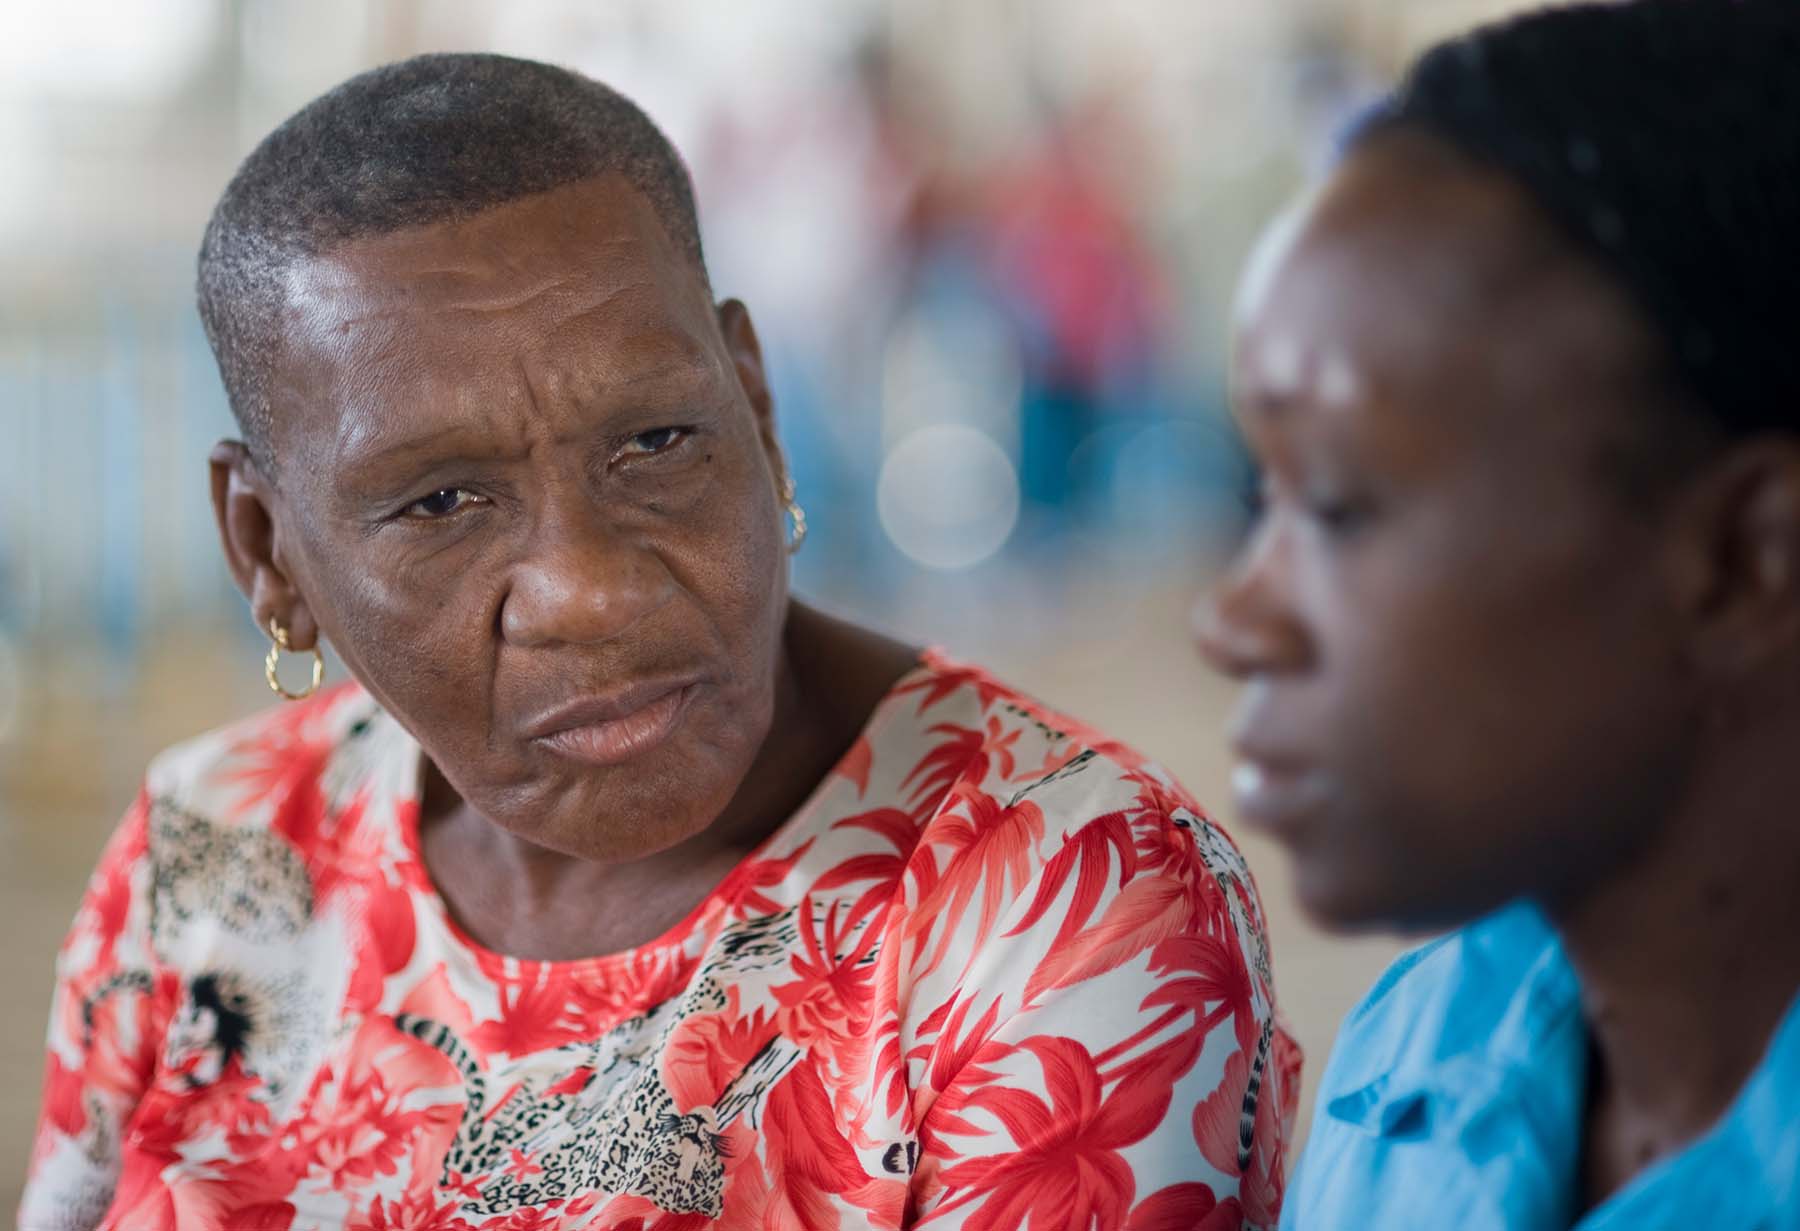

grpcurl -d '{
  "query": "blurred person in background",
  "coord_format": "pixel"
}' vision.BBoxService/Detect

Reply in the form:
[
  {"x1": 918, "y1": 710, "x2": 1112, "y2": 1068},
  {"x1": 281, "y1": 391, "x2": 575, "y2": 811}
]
[
  {"x1": 985, "y1": 94, "x2": 1170, "y2": 521},
  {"x1": 1199, "y1": 0, "x2": 1800, "y2": 1226},
  {"x1": 21, "y1": 53, "x2": 1297, "y2": 1231}
]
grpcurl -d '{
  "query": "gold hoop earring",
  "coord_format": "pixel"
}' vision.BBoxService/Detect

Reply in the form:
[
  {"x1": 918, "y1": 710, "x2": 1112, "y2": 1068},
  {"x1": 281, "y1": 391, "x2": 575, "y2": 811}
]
[
  {"x1": 782, "y1": 474, "x2": 808, "y2": 555},
  {"x1": 264, "y1": 616, "x2": 324, "y2": 701}
]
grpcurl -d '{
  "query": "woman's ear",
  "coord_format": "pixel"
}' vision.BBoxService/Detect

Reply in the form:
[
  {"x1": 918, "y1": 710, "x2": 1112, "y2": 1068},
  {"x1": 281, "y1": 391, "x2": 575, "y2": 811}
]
[
  {"x1": 208, "y1": 440, "x2": 320, "y2": 651},
  {"x1": 1673, "y1": 439, "x2": 1800, "y2": 684},
  {"x1": 716, "y1": 298, "x2": 779, "y2": 462}
]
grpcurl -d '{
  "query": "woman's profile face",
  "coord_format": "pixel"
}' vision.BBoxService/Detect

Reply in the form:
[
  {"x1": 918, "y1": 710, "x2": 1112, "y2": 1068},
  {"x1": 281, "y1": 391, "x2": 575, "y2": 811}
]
[
  {"x1": 1201, "y1": 132, "x2": 1705, "y2": 933},
  {"x1": 242, "y1": 175, "x2": 791, "y2": 862}
]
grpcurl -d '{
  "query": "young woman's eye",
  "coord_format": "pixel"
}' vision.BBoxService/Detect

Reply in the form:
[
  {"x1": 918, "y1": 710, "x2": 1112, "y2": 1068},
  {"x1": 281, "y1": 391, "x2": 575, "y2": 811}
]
[
  {"x1": 1305, "y1": 494, "x2": 1375, "y2": 535},
  {"x1": 1239, "y1": 473, "x2": 1269, "y2": 520},
  {"x1": 620, "y1": 427, "x2": 690, "y2": 457},
  {"x1": 401, "y1": 488, "x2": 486, "y2": 520}
]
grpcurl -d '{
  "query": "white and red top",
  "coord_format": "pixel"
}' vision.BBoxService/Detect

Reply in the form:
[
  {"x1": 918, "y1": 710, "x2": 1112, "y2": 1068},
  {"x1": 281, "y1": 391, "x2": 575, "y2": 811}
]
[{"x1": 23, "y1": 651, "x2": 1297, "y2": 1231}]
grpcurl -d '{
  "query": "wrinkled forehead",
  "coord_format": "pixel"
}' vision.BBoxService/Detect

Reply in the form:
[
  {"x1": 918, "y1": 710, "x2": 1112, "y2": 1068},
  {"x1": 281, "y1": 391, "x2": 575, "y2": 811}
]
[{"x1": 267, "y1": 177, "x2": 721, "y2": 461}]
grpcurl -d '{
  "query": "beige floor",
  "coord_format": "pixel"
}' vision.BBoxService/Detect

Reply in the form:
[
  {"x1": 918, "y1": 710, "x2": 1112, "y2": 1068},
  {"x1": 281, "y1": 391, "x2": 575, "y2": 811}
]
[{"x1": 0, "y1": 584, "x2": 1407, "y2": 1212}]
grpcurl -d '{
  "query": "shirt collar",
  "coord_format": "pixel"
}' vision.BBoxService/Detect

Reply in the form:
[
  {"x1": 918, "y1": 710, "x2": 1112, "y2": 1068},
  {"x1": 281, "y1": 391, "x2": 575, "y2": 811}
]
[
  {"x1": 1323, "y1": 903, "x2": 1584, "y2": 1137},
  {"x1": 1322, "y1": 901, "x2": 1800, "y2": 1224},
  {"x1": 1708, "y1": 987, "x2": 1800, "y2": 1218}
]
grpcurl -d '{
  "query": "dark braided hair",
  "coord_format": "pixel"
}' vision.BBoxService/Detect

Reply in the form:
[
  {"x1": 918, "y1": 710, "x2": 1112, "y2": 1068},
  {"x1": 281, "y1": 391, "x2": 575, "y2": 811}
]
[
  {"x1": 197, "y1": 53, "x2": 707, "y2": 475},
  {"x1": 1354, "y1": 0, "x2": 1800, "y2": 441}
]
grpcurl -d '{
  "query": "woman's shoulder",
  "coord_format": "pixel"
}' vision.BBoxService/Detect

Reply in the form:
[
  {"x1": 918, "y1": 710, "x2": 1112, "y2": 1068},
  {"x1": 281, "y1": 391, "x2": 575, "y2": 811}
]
[
  {"x1": 894, "y1": 649, "x2": 1224, "y2": 844},
  {"x1": 1330, "y1": 904, "x2": 1571, "y2": 1061},
  {"x1": 867, "y1": 651, "x2": 1300, "y2": 1181},
  {"x1": 1288, "y1": 914, "x2": 1589, "y2": 1226},
  {"x1": 142, "y1": 679, "x2": 385, "y2": 827},
  {"x1": 874, "y1": 650, "x2": 1268, "y2": 955},
  {"x1": 1306, "y1": 903, "x2": 1580, "y2": 1137}
]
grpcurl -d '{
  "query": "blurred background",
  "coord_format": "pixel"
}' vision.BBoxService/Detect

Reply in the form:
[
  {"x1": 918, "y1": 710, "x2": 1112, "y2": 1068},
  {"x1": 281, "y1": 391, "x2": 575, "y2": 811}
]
[{"x1": 1, "y1": 0, "x2": 1547, "y2": 1208}]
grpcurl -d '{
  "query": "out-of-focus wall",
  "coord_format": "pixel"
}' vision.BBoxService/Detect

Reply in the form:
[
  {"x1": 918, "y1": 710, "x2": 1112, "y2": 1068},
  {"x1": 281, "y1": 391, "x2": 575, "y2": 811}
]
[{"x1": 1, "y1": 0, "x2": 1547, "y2": 1210}]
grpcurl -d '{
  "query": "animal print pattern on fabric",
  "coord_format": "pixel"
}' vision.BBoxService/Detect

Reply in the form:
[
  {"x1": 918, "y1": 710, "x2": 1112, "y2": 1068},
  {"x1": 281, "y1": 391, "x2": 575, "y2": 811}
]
[{"x1": 148, "y1": 797, "x2": 313, "y2": 943}]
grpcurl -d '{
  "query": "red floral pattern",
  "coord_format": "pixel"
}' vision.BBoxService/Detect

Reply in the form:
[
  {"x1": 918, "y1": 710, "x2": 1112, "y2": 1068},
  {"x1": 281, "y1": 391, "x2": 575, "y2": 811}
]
[{"x1": 23, "y1": 652, "x2": 1297, "y2": 1230}]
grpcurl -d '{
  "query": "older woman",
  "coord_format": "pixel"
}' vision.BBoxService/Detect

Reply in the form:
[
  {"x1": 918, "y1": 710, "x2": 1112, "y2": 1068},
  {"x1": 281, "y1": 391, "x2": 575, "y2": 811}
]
[
  {"x1": 1200, "y1": 1, "x2": 1800, "y2": 1227},
  {"x1": 22, "y1": 54, "x2": 1294, "y2": 1231}
]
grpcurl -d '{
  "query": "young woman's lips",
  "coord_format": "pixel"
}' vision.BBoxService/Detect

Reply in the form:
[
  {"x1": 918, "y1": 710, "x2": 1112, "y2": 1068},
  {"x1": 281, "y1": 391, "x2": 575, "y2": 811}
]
[
  {"x1": 1229, "y1": 757, "x2": 1328, "y2": 838},
  {"x1": 533, "y1": 683, "x2": 695, "y2": 766}
]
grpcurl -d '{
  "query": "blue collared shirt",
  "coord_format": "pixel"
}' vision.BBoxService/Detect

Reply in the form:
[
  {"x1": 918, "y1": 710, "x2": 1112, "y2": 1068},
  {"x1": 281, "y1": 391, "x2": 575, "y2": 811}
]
[{"x1": 1282, "y1": 902, "x2": 1800, "y2": 1229}]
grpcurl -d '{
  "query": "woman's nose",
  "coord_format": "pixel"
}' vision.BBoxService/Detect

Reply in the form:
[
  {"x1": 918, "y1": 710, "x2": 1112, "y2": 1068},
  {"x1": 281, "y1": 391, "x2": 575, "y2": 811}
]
[
  {"x1": 501, "y1": 510, "x2": 675, "y2": 648},
  {"x1": 1193, "y1": 530, "x2": 1312, "y2": 680}
]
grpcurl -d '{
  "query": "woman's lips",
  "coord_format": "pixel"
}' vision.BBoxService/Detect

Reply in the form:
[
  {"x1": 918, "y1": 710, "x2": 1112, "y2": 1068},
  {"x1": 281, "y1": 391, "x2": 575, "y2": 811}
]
[
  {"x1": 535, "y1": 684, "x2": 694, "y2": 766},
  {"x1": 1230, "y1": 758, "x2": 1328, "y2": 837}
]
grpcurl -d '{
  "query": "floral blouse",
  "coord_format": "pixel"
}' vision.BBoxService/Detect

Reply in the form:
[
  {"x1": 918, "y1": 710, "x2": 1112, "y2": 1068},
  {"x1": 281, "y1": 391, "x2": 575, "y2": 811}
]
[{"x1": 22, "y1": 651, "x2": 1298, "y2": 1231}]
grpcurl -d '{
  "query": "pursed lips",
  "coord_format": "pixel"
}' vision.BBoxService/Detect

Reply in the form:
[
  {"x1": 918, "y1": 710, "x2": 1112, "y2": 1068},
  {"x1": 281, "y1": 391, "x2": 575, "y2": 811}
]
[{"x1": 523, "y1": 675, "x2": 703, "y2": 766}]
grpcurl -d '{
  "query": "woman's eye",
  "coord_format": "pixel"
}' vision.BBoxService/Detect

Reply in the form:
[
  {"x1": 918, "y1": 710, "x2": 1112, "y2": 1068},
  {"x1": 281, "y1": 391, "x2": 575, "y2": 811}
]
[
  {"x1": 1239, "y1": 475, "x2": 1268, "y2": 520},
  {"x1": 402, "y1": 488, "x2": 485, "y2": 519},
  {"x1": 1305, "y1": 495, "x2": 1374, "y2": 535},
  {"x1": 621, "y1": 427, "x2": 689, "y2": 457}
]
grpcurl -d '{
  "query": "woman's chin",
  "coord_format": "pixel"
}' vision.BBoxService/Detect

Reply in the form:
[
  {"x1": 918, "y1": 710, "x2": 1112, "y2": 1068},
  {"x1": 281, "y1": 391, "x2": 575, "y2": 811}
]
[
  {"x1": 475, "y1": 765, "x2": 738, "y2": 865},
  {"x1": 1294, "y1": 862, "x2": 1499, "y2": 940}
]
